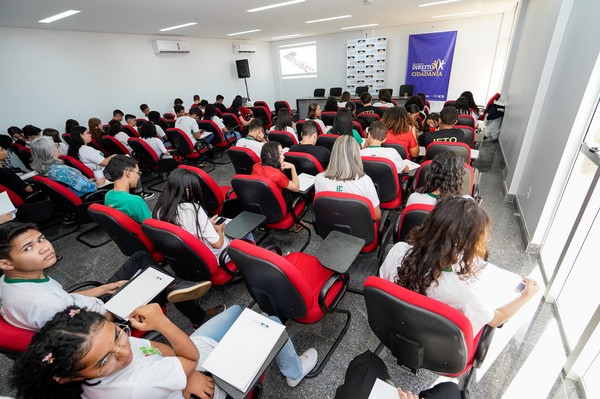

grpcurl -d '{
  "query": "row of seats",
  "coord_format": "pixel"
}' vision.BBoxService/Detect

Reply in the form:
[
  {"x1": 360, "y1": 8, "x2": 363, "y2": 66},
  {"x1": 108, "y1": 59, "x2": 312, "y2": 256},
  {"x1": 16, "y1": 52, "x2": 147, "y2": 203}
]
[{"x1": 313, "y1": 85, "x2": 415, "y2": 98}]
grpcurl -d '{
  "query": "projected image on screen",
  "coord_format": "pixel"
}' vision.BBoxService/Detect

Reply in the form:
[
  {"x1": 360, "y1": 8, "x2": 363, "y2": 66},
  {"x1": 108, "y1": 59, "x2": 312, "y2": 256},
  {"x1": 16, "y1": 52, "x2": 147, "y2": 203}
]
[{"x1": 279, "y1": 45, "x2": 317, "y2": 79}]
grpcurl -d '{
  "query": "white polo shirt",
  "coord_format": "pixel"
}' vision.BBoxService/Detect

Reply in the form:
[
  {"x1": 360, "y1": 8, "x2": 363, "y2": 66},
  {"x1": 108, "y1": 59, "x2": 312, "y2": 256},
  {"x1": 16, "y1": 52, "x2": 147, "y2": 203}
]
[
  {"x1": 175, "y1": 115, "x2": 199, "y2": 143},
  {"x1": 360, "y1": 146, "x2": 406, "y2": 173}
]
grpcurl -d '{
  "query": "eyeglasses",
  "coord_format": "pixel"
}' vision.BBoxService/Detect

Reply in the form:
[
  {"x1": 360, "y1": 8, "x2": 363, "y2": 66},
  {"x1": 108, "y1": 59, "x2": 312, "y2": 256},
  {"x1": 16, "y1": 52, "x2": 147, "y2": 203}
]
[
  {"x1": 127, "y1": 169, "x2": 142, "y2": 176},
  {"x1": 98, "y1": 325, "x2": 130, "y2": 377}
]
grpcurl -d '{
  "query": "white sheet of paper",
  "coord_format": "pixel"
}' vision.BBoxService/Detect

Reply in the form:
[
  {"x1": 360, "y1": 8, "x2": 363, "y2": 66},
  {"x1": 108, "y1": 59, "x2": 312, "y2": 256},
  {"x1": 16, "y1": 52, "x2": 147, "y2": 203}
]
[
  {"x1": 0, "y1": 191, "x2": 16, "y2": 218},
  {"x1": 18, "y1": 171, "x2": 37, "y2": 180},
  {"x1": 298, "y1": 172, "x2": 315, "y2": 192},
  {"x1": 404, "y1": 160, "x2": 421, "y2": 172},
  {"x1": 473, "y1": 262, "x2": 523, "y2": 310},
  {"x1": 104, "y1": 267, "x2": 174, "y2": 320},
  {"x1": 368, "y1": 378, "x2": 398, "y2": 399},
  {"x1": 201, "y1": 308, "x2": 285, "y2": 392}
]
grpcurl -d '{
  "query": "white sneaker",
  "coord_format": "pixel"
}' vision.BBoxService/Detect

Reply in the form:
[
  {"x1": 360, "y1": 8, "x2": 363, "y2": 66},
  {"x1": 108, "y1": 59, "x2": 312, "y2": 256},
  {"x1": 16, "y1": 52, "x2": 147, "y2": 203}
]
[{"x1": 286, "y1": 348, "x2": 318, "y2": 388}]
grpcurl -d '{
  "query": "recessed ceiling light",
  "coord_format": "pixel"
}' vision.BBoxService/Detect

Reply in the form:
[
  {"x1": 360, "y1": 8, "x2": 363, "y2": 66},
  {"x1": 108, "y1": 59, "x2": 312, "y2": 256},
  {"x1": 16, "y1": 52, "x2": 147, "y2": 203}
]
[
  {"x1": 279, "y1": 41, "x2": 316, "y2": 48},
  {"x1": 38, "y1": 10, "x2": 81, "y2": 24},
  {"x1": 159, "y1": 22, "x2": 197, "y2": 32},
  {"x1": 432, "y1": 10, "x2": 481, "y2": 18},
  {"x1": 272, "y1": 34, "x2": 302, "y2": 40},
  {"x1": 341, "y1": 23, "x2": 379, "y2": 30},
  {"x1": 306, "y1": 15, "x2": 352, "y2": 24},
  {"x1": 247, "y1": 0, "x2": 305, "y2": 13},
  {"x1": 419, "y1": 0, "x2": 461, "y2": 7},
  {"x1": 228, "y1": 29, "x2": 261, "y2": 36}
]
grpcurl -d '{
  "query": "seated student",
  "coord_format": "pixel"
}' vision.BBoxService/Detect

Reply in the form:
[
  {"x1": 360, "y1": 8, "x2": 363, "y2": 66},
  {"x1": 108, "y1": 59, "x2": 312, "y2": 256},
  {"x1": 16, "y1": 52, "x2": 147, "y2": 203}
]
[
  {"x1": 139, "y1": 121, "x2": 169, "y2": 158},
  {"x1": 111, "y1": 109, "x2": 124, "y2": 124},
  {"x1": 106, "y1": 120, "x2": 133, "y2": 152},
  {"x1": 147, "y1": 110, "x2": 169, "y2": 141},
  {"x1": 30, "y1": 137, "x2": 101, "y2": 196},
  {"x1": 7, "y1": 126, "x2": 27, "y2": 147},
  {"x1": 324, "y1": 96, "x2": 339, "y2": 113},
  {"x1": 12, "y1": 303, "x2": 318, "y2": 399},
  {"x1": 235, "y1": 118, "x2": 267, "y2": 157},
  {"x1": 379, "y1": 196, "x2": 541, "y2": 335},
  {"x1": 174, "y1": 104, "x2": 214, "y2": 145},
  {"x1": 422, "y1": 112, "x2": 440, "y2": 134},
  {"x1": 289, "y1": 120, "x2": 331, "y2": 168},
  {"x1": 373, "y1": 89, "x2": 394, "y2": 108},
  {"x1": 214, "y1": 94, "x2": 228, "y2": 114},
  {"x1": 454, "y1": 96, "x2": 478, "y2": 120},
  {"x1": 198, "y1": 99, "x2": 209, "y2": 115},
  {"x1": 356, "y1": 92, "x2": 384, "y2": 117},
  {"x1": 306, "y1": 103, "x2": 328, "y2": 133},
  {"x1": 202, "y1": 103, "x2": 241, "y2": 141},
  {"x1": 252, "y1": 141, "x2": 300, "y2": 196},
  {"x1": 43, "y1": 128, "x2": 68, "y2": 156},
  {"x1": 104, "y1": 156, "x2": 155, "y2": 222},
  {"x1": 67, "y1": 126, "x2": 117, "y2": 172},
  {"x1": 337, "y1": 91, "x2": 352, "y2": 108},
  {"x1": 87, "y1": 117, "x2": 105, "y2": 146},
  {"x1": 171, "y1": 97, "x2": 184, "y2": 115},
  {"x1": 191, "y1": 94, "x2": 201, "y2": 108},
  {"x1": 405, "y1": 104, "x2": 423, "y2": 130},
  {"x1": 270, "y1": 108, "x2": 296, "y2": 135},
  {"x1": 124, "y1": 114, "x2": 138, "y2": 132},
  {"x1": 315, "y1": 135, "x2": 381, "y2": 221},
  {"x1": 22, "y1": 124, "x2": 42, "y2": 146},
  {"x1": 64, "y1": 119, "x2": 80, "y2": 134},
  {"x1": 229, "y1": 97, "x2": 254, "y2": 128},
  {"x1": 381, "y1": 107, "x2": 419, "y2": 159},
  {"x1": 418, "y1": 106, "x2": 467, "y2": 148},
  {"x1": 0, "y1": 144, "x2": 33, "y2": 197},
  {"x1": 0, "y1": 222, "x2": 212, "y2": 331},
  {"x1": 406, "y1": 151, "x2": 464, "y2": 206},
  {"x1": 360, "y1": 121, "x2": 409, "y2": 173},
  {"x1": 139, "y1": 103, "x2": 150, "y2": 118},
  {"x1": 331, "y1": 108, "x2": 363, "y2": 146}
]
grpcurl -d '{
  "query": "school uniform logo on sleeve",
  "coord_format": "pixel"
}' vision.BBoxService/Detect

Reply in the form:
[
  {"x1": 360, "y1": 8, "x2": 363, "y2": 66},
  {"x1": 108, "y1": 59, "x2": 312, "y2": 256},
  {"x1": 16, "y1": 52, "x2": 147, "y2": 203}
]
[
  {"x1": 336, "y1": 185, "x2": 343, "y2": 192},
  {"x1": 138, "y1": 346, "x2": 162, "y2": 357}
]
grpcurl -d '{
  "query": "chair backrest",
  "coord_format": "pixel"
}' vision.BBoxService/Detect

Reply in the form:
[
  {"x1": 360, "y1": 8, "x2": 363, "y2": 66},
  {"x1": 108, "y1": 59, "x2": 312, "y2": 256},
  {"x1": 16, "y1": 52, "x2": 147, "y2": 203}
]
[
  {"x1": 221, "y1": 113, "x2": 244, "y2": 133},
  {"x1": 313, "y1": 191, "x2": 377, "y2": 250},
  {"x1": 135, "y1": 118, "x2": 146, "y2": 128},
  {"x1": 313, "y1": 88, "x2": 326, "y2": 97},
  {"x1": 62, "y1": 133, "x2": 71, "y2": 143},
  {"x1": 381, "y1": 143, "x2": 408, "y2": 159},
  {"x1": 197, "y1": 120, "x2": 233, "y2": 147},
  {"x1": 357, "y1": 113, "x2": 381, "y2": 130},
  {"x1": 101, "y1": 136, "x2": 130, "y2": 156},
  {"x1": 284, "y1": 152, "x2": 324, "y2": 176},
  {"x1": 0, "y1": 184, "x2": 24, "y2": 207},
  {"x1": 457, "y1": 115, "x2": 475, "y2": 128},
  {"x1": 395, "y1": 203, "x2": 434, "y2": 243},
  {"x1": 315, "y1": 134, "x2": 339, "y2": 152},
  {"x1": 330, "y1": 87, "x2": 343, "y2": 97},
  {"x1": 382, "y1": 88, "x2": 393, "y2": 96},
  {"x1": 364, "y1": 276, "x2": 474, "y2": 374},
  {"x1": 352, "y1": 121, "x2": 364, "y2": 137},
  {"x1": 355, "y1": 86, "x2": 368, "y2": 96},
  {"x1": 227, "y1": 239, "x2": 309, "y2": 319},
  {"x1": 399, "y1": 84, "x2": 414, "y2": 97},
  {"x1": 485, "y1": 92, "x2": 501, "y2": 113},
  {"x1": 141, "y1": 219, "x2": 218, "y2": 283},
  {"x1": 87, "y1": 203, "x2": 157, "y2": 256},
  {"x1": 59, "y1": 155, "x2": 95, "y2": 179},
  {"x1": 228, "y1": 146, "x2": 260, "y2": 175},
  {"x1": 425, "y1": 142, "x2": 471, "y2": 164},
  {"x1": 163, "y1": 112, "x2": 176, "y2": 119},
  {"x1": 443, "y1": 100, "x2": 456, "y2": 108},
  {"x1": 128, "y1": 138, "x2": 159, "y2": 171},
  {"x1": 121, "y1": 125, "x2": 140, "y2": 138},
  {"x1": 250, "y1": 106, "x2": 272, "y2": 129},
  {"x1": 268, "y1": 130, "x2": 298, "y2": 148},
  {"x1": 455, "y1": 125, "x2": 475, "y2": 149},
  {"x1": 0, "y1": 315, "x2": 34, "y2": 358},
  {"x1": 12, "y1": 143, "x2": 32, "y2": 168},
  {"x1": 231, "y1": 175, "x2": 287, "y2": 224},
  {"x1": 32, "y1": 175, "x2": 82, "y2": 212},
  {"x1": 274, "y1": 101, "x2": 293, "y2": 118},
  {"x1": 296, "y1": 119, "x2": 324, "y2": 136},
  {"x1": 166, "y1": 128, "x2": 196, "y2": 156},
  {"x1": 321, "y1": 111, "x2": 336, "y2": 127},
  {"x1": 361, "y1": 157, "x2": 401, "y2": 205},
  {"x1": 253, "y1": 101, "x2": 271, "y2": 115},
  {"x1": 178, "y1": 165, "x2": 225, "y2": 215}
]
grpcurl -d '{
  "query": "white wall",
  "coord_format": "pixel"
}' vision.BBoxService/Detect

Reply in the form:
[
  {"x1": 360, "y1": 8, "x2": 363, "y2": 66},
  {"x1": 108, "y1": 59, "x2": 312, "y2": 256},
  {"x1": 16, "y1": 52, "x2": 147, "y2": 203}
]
[
  {"x1": 272, "y1": 12, "x2": 513, "y2": 110},
  {"x1": 0, "y1": 27, "x2": 276, "y2": 132}
]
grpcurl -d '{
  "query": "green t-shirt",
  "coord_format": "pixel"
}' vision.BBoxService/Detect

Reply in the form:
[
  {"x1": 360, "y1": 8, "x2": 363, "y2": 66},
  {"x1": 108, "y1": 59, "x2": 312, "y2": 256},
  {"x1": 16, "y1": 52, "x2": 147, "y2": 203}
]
[{"x1": 104, "y1": 190, "x2": 151, "y2": 223}]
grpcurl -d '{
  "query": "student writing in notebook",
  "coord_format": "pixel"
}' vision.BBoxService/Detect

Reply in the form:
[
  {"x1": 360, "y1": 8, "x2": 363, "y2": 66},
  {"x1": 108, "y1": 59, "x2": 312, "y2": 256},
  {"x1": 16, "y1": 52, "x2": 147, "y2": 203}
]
[{"x1": 11, "y1": 304, "x2": 318, "y2": 398}]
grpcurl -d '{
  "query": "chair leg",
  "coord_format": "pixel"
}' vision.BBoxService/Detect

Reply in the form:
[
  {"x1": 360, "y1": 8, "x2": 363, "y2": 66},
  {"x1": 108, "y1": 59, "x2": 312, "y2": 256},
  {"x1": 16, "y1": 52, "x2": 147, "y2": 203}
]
[
  {"x1": 347, "y1": 287, "x2": 364, "y2": 295},
  {"x1": 305, "y1": 308, "x2": 351, "y2": 378},
  {"x1": 374, "y1": 342, "x2": 385, "y2": 356},
  {"x1": 76, "y1": 223, "x2": 112, "y2": 248},
  {"x1": 463, "y1": 367, "x2": 476, "y2": 391},
  {"x1": 297, "y1": 222, "x2": 312, "y2": 253}
]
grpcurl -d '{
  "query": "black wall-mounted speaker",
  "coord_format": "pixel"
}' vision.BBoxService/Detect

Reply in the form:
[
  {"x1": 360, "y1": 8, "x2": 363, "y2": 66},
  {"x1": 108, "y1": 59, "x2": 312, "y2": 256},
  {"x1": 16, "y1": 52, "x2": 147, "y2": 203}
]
[{"x1": 236, "y1": 59, "x2": 250, "y2": 78}]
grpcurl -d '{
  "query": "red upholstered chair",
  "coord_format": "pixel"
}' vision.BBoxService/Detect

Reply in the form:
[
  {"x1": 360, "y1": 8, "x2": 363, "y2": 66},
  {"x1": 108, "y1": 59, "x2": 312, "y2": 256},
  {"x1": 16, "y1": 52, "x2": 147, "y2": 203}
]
[
  {"x1": 393, "y1": 203, "x2": 434, "y2": 243},
  {"x1": 381, "y1": 143, "x2": 409, "y2": 160},
  {"x1": 250, "y1": 106, "x2": 272, "y2": 129},
  {"x1": 268, "y1": 130, "x2": 298, "y2": 148},
  {"x1": 352, "y1": 121, "x2": 365, "y2": 138},
  {"x1": 297, "y1": 119, "x2": 325, "y2": 136},
  {"x1": 11, "y1": 142, "x2": 32, "y2": 168},
  {"x1": 357, "y1": 113, "x2": 380, "y2": 130},
  {"x1": 59, "y1": 155, "x2": 95, "y2": 179},
  {"x1": 284, "y1": 152, "x2": 324, "y2": 176},
  {"x1": 481, "y1": 92, "x2": 501, "y2": 120},
  {"x1": 197, "y1": 120, "x2": 236, "y2": 149},
  {"x1": 227, "y1": 239, "x2": 350, "y2": 377},
  {"x1": 121, "y1": 125, "x2": 141, "y2": 138},
  {"x1": 253, "y1": 100, "x2": 272, "y2": 117},
  {"x1": 320, "y1": 111, "x2": 336, "y2": 127},
  {"x1": 177, "y1": 165, "x2": 236, "y2": 216},
  {"x1": 425, "y1": 142, "x2": 471, "y2": 164},
  {"x1": 61, "y1": 132, "x2": 71, "y2": 143},
  {"x1": 166, "y1": 128, "x2": 212, "y2": 168},
  {"x1": 228, "y1": 146, "x2": 260, "y2": 175},
  {"x1": 141, "y1": 219, "x2": 239, "y2": 286},
  {"x1": 443, "y1": 99, "x2": 456, "y2": 108},
  {"x1": 361, "y1": 156, "x2": 402, "y2": 210},
  {"x1": 0, "y1": 184, "x2": 54, "y2": 223},
  {"x1": 101, "y1": 136, "x2": 131, "y2": 156},
  {"x1": 455, "y1": 125, "x2": 476, "y2": 149},
  {"x1": 87, "y1": 203, "x2": 164, "y2": 263},
  {"x1": 457, "y1": 114, "x2": 476, "y2": 128},
  {"x1": 162, "y1": 117, "x2": 175, "y2": 129},
  {"x1": 163, "y1": 112, "x2": 176, "y2": 120},
  {"x1": 329, "y1": 87, "x2": 342, "y2": 97},
  {"x1": 128, "y1": 138, "x2": 178, "y2": 174},
  {"x1": 89, "y1": 139, "x2": 108, "y2": 156},
  {"x1": 231, "y1": 174, "x2": 310, "y2": 251},
  {"x1": 221, "y1": 112, "x2": 246, "y2": 136},
  {"x1": 313, "y1": 192, "x2": 391, "y2": 262},
  {"x1": 363, "y1": 276, "x2": 494, "y2": 388},
  {"x1": 315, "y1": 134, "x2": 339, "y2": 152},
  {"x1": 274, "y1": 100, "x2": 293, "y2": 119}
]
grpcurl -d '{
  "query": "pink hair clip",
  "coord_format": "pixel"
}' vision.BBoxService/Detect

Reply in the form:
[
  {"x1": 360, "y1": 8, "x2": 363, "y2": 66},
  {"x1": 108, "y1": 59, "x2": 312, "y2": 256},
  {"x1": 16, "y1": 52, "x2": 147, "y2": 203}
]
[
  {"x1": 68, "y1": 308, "x2": 80, "y2": 318},
  {"x1": 42, "y1": 352, "x2": 55, "y2": 364}
]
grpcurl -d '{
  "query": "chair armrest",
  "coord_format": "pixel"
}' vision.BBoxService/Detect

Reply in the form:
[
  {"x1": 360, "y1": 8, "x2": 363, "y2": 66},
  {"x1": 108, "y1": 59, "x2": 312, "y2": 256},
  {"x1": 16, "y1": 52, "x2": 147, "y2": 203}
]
[
  {"x1": 23, "y1": 190, "x2": 47, "y2": 204},
  {"x1": 392, "y1": 211, "x2": 401, "y2": 244},
  {"x1": 218, "y1": 249, "x2": 240, "y2": 277},
  {"x1": 290, "y1": 194, "x2": 308, "y2": 224},
  {"x1": 472, "y1": 325, "x2": 495, "y2": 368},
  {"x1": 82, "y1": 189, "x2": 109, "y2": 203},
  {"x1": 377, "y1": 210, "x2": 390, "y2": 238},
  {"x1": 377, "y1": 214, "x2": 397, "y2": 265},
  {"x1": 318, "y1": 272, "x2": 349, "y2": 314},
  {"x1": 66, "y1": 281, "x2": 102, "y2": 293},
  {"x1": 225, "y1": 188, "x2": 234, "y2": 199},
  {"x1": 263, "y1": 245, "x2": 283, "y2": 255}
]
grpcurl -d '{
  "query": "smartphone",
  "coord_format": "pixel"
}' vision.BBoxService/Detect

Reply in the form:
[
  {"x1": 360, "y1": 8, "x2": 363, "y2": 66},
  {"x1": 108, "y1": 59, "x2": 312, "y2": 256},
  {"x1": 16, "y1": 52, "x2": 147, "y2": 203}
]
[
  {"x1": 515, "y1": 282, "x2": 526, "y2": 293},
  {"x1": 214, "y1": 216, "x2": 226, "y2": 225}
]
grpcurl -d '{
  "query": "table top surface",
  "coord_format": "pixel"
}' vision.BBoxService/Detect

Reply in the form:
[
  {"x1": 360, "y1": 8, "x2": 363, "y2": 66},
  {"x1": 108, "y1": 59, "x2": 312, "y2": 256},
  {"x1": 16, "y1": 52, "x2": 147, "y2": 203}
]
[
  {"x1": 224, "y1": 211, "x2": 267, "y2": 239},
  {"x1": 316, "y1": 230, "x2": 365, "y2": 273}
]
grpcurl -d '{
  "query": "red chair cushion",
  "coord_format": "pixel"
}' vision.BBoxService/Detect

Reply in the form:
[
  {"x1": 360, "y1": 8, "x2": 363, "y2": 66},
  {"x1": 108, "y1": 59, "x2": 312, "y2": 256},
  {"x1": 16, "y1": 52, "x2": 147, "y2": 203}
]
[{"x1": 0, "y1": 316, "x2": 34, "y2": 354}]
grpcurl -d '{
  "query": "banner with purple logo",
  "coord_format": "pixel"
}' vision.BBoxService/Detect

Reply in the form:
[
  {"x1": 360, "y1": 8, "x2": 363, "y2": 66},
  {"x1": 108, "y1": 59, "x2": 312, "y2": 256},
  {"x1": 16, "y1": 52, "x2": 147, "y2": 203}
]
[{"x1": 405, "y1": 31, "x2": 457, "y2": 101}]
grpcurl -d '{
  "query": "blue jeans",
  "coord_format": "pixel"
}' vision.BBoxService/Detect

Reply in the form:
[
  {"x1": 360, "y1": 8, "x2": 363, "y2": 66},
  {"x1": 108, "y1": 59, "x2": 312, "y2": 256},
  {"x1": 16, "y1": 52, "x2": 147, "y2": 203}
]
[
  {"x1": 191, "y1": 305, "x2": 303, "y2": 379},
  {"x1": 226, "y1": 131, "x2": 242, "y2": 141}
]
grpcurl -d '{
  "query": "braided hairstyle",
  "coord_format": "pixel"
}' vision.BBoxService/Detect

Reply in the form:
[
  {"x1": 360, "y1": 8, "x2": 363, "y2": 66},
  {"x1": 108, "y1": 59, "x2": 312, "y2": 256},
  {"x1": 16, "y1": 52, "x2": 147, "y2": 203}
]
[
  {"x1": 417, "y1": 151, "x2": 464, "y2": 200},
  {"x1": 10, "y1": 306, "x2": 106, "y2": 399}
]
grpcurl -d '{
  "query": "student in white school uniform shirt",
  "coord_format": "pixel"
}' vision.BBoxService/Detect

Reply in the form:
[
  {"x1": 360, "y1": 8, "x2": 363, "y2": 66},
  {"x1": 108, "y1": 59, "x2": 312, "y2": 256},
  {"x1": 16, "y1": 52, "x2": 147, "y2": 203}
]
[
  {"x1": 235, "y1": 118, "x2": 267, "y2": 157},
  {"x1": 174, "y1": 105, "x2": 214, "y2": 145},
  {"x1": 67, "y1": 126, "x2": 116, "y2": 172},
  {"x1": 139, "y1": 121, "x2": 169, "y2": 158},
  {"x1": 314, "y1": 135, "x2": 381, "y2": 221},
  {"x1": 359, "y1": 121, "x2": 409, "y2": 173},
  {"x1": 107, "y1": 120, "x2": 133, "y2": 153}
]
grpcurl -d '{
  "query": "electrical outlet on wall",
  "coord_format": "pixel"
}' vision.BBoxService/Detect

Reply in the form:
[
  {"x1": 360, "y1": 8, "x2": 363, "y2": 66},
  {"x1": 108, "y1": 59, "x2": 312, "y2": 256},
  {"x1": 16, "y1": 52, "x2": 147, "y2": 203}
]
[{"x1": 526, "y1": 187, "x2": 532, "y2": 200}]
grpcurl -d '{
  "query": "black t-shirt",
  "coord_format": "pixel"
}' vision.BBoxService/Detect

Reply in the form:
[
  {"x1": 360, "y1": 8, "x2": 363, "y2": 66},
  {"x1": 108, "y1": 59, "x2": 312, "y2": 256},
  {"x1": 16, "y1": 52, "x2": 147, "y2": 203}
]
[
  {"x1": 0, "y1": 167, "x2": 29, "y2": 198},
  {"x1": 214, "y1": 103, "x2": 228, "y2": 114},
  {"x1": 288, "y1": 143, "x2": 331, "y2": 168},
  {"x1": 356, "y1": 106, "x2": 384, "y2": 117},
  {"x1": 418, "y1": 128, "x2": 467, "y2": 148}
]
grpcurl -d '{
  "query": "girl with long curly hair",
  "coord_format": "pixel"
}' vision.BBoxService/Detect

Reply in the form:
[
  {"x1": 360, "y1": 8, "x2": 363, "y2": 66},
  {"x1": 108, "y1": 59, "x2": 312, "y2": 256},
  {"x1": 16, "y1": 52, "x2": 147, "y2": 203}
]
[{"x1": 406, "y1": 151, "x2": 464, "y2": 206}]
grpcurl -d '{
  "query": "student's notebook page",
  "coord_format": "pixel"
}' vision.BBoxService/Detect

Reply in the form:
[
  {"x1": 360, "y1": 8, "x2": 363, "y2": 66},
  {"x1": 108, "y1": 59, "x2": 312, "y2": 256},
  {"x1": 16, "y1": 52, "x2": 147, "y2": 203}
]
[
  {"x1": 0, "y1": 192, "x2": 16, "y2": 218},
  {"x1": 474, "y1": 262, "x2": 523, "y2": 310},
  {"x1": 104, "y1": 267, "x2": 174, "y2": 320},
  {"x1": 368, "y1": 378, "x2": 399, "y2": 399},
  {"x1": 404, "y1": 159, "x2": 420, "y2": 172},
  {"x1": 298, "y1": 173, "x2": 315, "y2": 192},
  {"x1": 201, "y1": 308, "x2": 285, "y2": 392}
]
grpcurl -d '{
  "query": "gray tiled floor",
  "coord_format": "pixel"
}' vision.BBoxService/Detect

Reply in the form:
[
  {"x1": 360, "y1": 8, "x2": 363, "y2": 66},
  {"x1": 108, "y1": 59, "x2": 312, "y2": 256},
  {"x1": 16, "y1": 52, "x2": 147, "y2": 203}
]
[{"x1": 0, "y1": 142, "x2": 586, "y2": 398}]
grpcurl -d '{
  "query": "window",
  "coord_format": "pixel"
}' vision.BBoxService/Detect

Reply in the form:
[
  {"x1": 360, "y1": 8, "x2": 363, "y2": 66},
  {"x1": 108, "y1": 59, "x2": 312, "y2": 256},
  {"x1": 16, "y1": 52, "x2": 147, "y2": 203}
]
[{"x1": 279, "y1": 42, "x2": 317, "y2": 79}]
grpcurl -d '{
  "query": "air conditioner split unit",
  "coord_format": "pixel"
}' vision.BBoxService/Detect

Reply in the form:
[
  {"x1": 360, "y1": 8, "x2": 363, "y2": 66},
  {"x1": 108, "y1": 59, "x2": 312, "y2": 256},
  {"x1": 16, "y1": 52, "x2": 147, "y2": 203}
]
[
  {"x1": 233, "y1": 43, "x2": 257, "y2": 54},
  {"x1": 151, "y1": 40, "x2": 191, "y2": 54}
]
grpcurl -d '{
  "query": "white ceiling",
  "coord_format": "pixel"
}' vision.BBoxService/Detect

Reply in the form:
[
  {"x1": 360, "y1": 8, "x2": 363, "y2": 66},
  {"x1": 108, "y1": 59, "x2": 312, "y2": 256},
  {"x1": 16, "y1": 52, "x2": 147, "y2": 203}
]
[{"x1": 0, "y1": 0, "x2": 518, "y2": 42}]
